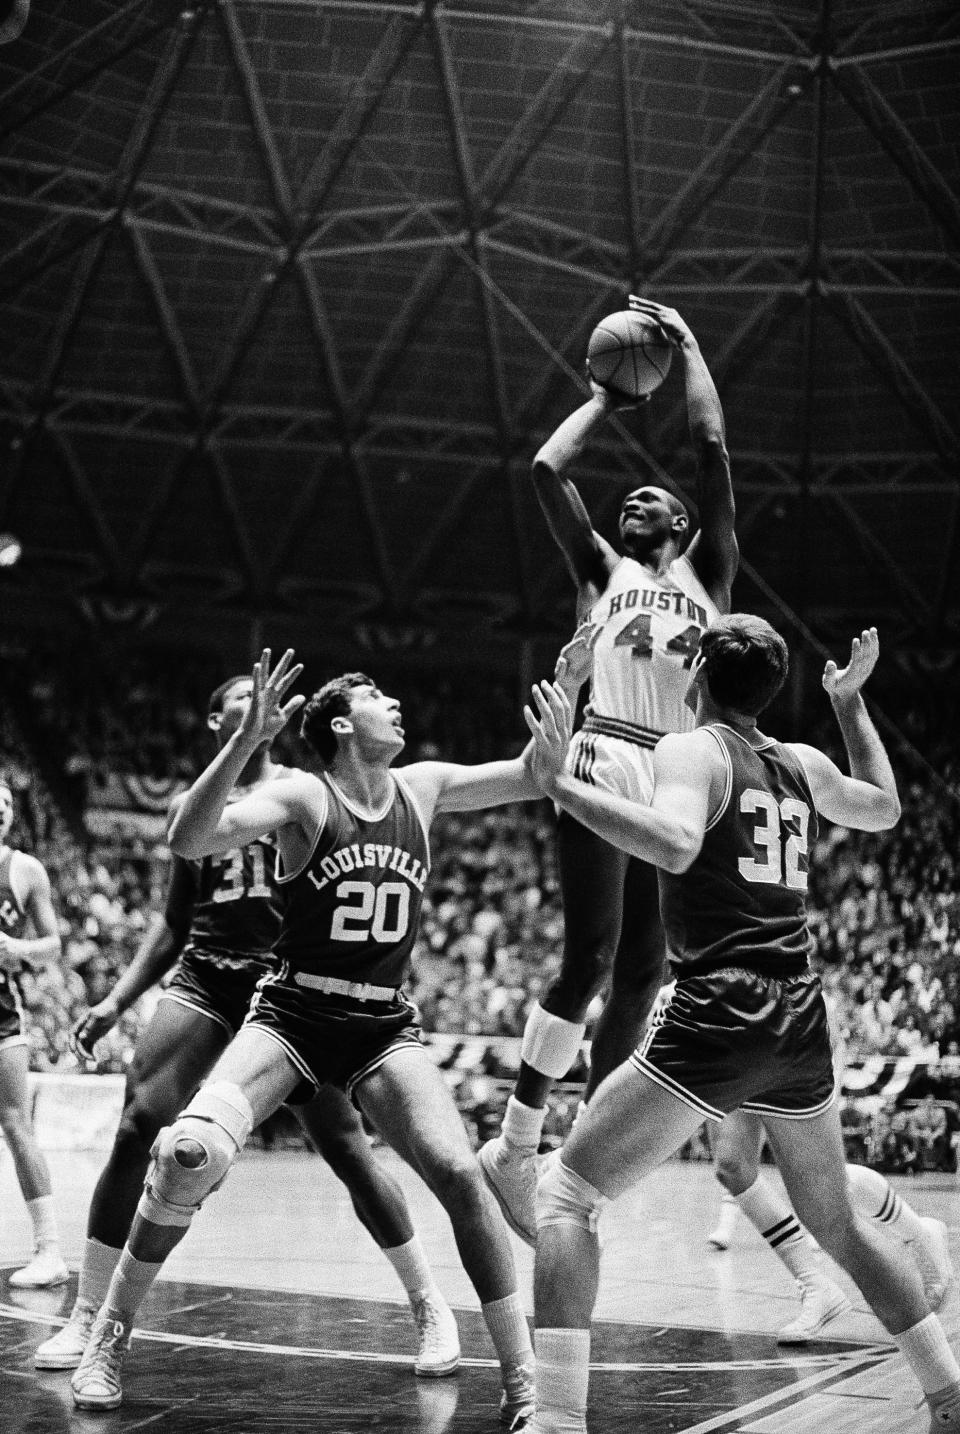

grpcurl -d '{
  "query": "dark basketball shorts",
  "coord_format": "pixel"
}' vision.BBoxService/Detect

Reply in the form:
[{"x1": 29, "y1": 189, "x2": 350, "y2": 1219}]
[
  {"x1": 243, "y1": 971, "x2": 426, "y2": 1105},
  {"x1": 0, "y1": 980, "x2": 26, "y2": 1050},
  {"x1": 161, "y1": 952, "x2": 275, "y2": 1038},
  {"x1": 630, "y1": 966, "x2": 836, "y2": 1122}
]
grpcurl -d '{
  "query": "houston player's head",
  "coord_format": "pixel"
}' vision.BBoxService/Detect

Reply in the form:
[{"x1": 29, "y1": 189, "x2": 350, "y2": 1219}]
[
  {"x1": 300, "y1": 673, "x2": 404, "y2": 766},
  {"x1": 619, "y1": 477, "x2": 694, "y2": 559},
  {"x1": 207, "y1": 675, "x2": 257, "y2": 746},
  {"x1": 0, "y1": 777, "x2": 13, "y2": 842},
  {"x1": 691, "y1": 614, "x2": 789, "y2": 718}
]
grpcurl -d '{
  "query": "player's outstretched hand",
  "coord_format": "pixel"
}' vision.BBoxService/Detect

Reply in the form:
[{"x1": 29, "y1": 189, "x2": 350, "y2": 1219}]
[
  {"x1": 555, "y1": 620, "x2": 599, "y2": 695},
  {"x1": 524, "y1": 681, "x2": 573, "y2": 792},
  {"x1": 238, "y1": 648, "x2": 306, "y2": 749},
  {"x1": 822, "y1": 627, "x2": 879, "y2": 701},
  {"x1": 70, "y1": 999, "x2": 119, "y2": 1062},
  {"x1": 627, "y1": 295, "x2": 693, "y2": 349}
]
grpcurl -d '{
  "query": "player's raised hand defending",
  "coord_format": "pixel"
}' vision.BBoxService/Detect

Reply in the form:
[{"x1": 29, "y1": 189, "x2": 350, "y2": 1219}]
[
  {"x1": 627, "y1": 295, "x2": 694, "y2": 350},
  {"x1": 524, "y1": 681, "x2": 573, "y2": 793},
  {"x1": 554, "y1": 620, "x2": 599, "y2": 696},
  {"x1": 238, "y1": 648, "x2": 305, "y2": 749},
  {"x1": 822, "y1": 628, "x2": 879, "y2": 703}
]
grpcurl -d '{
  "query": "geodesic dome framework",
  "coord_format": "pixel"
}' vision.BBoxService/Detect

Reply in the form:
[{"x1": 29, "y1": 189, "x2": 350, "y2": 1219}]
[{"x1": 1, "y1": 0, "x2": 957, "y2": 669}]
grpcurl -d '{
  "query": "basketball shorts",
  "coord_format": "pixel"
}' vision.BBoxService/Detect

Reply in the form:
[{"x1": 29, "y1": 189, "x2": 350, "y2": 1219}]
[
  {"x1": 0, "y1": 979, "x2": 26, "y2": 1051},
  {"x1": 565, "y1": 730, "x2": 655, "y2": 805},
  {"x1": 631, "y1": 966, "x2": 836, "y2": 1121},
  {"x1": 243, "y1": 970, "x2": 425, "y2": 1104},
  {"x1": 161, "y1": 951, "x2": 275, "y2": 1037}
]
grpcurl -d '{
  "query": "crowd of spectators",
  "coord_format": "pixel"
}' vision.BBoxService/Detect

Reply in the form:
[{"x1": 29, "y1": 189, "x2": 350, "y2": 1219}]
[{"x1": 1, "y1": 639, "x2": 958, "y2": 1171}]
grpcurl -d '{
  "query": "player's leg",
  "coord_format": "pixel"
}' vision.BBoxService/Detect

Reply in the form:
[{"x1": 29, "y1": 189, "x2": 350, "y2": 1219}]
[
  {"x1": 294, "y1": 1087, "x2": 459, "y2": 1377},
  {"x1": 584, "y1": 855, "x2": 664, "y2": 1097},
  {"x1": 358, "y1": 1049, "x2": 534, "y2": 1428},
  {"x1": 71, "y1": 1027, "x2": 299, "y2": 1411},
  {"x1": 711, "y1": 1109, "x2": 850, "y2": 1342},
  {"x1": 764, "y1": 1107, "x2": 960, "y2": 1427},
  {"x1": 0, "y1": 1039, "x2": 67, "y2": 1287},
  {"x1": 846, "y1": 1162, "x2": 955, "y2": 1311},
  {"x1": 533, "y1": 1061, "x2": 705, "y2": 1434},
  {"x1": 478, "y1": 814, "x2": 628, "y2": 1243},
  {"x1": 35, "y1": 1001, "x2": 229, "y2": 1368}
]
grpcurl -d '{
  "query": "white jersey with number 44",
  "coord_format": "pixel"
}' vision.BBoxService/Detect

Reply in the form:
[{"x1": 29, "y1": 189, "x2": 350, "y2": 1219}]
[{"x1": 584, "y1": 554, "x2": 719, "y2": 739}]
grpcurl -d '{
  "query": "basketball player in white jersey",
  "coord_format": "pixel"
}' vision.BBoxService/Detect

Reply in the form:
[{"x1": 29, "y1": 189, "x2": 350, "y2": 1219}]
[
  {"x1": 0, "y1": 777, "x2": 68, "y2": 1287},
  {"x1": 479, "y1": 296, "x2": 738, "y2": 1241},
  {"x1": 522, "y1": 621, "x2": 960, "y2": 1434}
]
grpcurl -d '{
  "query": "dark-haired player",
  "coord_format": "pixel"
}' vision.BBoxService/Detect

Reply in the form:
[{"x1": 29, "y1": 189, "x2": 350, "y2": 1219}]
[
  {"x1": 523, "y1": 619, "x2": 960, "y2": 1434},
  {"x1": 0, "y1": 777, "x2": 67, "y2": 1288},
  {"x1": 480, "y1": 296, "x2": 738, "y2": 1242},
  {"x1": 71, "y1": 656, "x2": 540, "y2": 1428},
  {"x1": 37, "y1": 675, "x2": 458, "y2": 1382}
]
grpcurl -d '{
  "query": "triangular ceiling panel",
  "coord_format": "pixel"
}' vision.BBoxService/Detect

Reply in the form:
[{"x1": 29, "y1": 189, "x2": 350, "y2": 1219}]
[{"x1": 54, "y1": 228, "x2": 186, "y2": 403}]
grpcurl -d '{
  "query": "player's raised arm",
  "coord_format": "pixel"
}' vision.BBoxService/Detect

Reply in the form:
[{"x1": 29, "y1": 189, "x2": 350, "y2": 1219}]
[
  {"x1": 530, "y1": 383, "x2": 622, "y2": 596},
  {"x1": 789, "y1": 628, "x2": 901, "y2": 832},
  {"x1": 630, "y1": 296, "x2": 737, "y2": 609},
  {"x1": 525, "y1": 681, "x2": 711, "y2": 872},
  {"x1": 168, "y1": 648, "x2": 306, "y2": 858},
  {"x1": 402, "y1": 745, "x2": 541, "y2": 820}
]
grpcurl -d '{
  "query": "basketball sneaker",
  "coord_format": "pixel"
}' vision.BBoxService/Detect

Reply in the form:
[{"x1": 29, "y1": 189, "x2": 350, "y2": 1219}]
[
  {"x1": 34, "y1": 1300, "x2": 97, "y2": 1369},
  {"x1": 928, "y1": 1382, "x2": 960, "y2": 1429},
  {"x1": 477, "y1": 1138, "x2": 537, "y2": 1247},
  {"x1": 70, "y1": 1313, "x2": 130, "y2": 1409},
  {"x1": 776, "y1": 1277, "x2": 851, "y2": 1344},
  {"x1": 499, "y1": 1355, "x2": 535, "y2": 1430},
  {"x1": 909, "y1": 1218, "x2": 955, "y2": 1313},
  {"x1": 411, "y1": 1290, "x2": 460, "y2": 1377},
  {"x1": 9, "y1": 1248, "x2": 69, "y2": 1289}
]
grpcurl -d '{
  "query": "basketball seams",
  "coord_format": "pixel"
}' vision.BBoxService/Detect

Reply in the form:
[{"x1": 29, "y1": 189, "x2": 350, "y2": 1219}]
[{"x1": 587, "y1": 309, "x2": 672, "y2": 397}]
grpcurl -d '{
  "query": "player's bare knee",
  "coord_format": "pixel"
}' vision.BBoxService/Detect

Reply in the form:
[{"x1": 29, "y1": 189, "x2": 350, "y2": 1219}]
[
  {"x1": 536, "y1": 1159, "x2": 607, "y2": 1233},
  {"x1": 714, "y1": 1150, "x2": 756, "y2": 1195},
  {"x1": 138, "y1": 1081, "x2": 254, "y2": 1228},
  {"x1": 429, "y1": 1150, "x2": 484, "y2": 1210}
]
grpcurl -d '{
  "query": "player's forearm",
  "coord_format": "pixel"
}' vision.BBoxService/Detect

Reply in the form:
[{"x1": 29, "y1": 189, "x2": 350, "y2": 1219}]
[
  {"x1": 6, "y1": 934, "x2": 61, "y2": 969},
  {"x1": 681, "y1": 339, "x2": 726, "y2": 453},
  {"x1": 831, "y1": 694, "x2": 900, "y2": 823},
  {"x1": 108, "y1": 916, "x2": 182, "y2": 1014},
  {"x1": 549, "y1": 773, "x2": 698, "y2": 872},
  {"x1": 168, "y1": 730, "x2": 255, "y2": 856},
  {"x1": 533, "y1": 392, "x2": 612, "y2": 479}
]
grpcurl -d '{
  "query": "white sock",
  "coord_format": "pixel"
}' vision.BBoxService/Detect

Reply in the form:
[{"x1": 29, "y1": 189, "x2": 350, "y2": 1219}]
[
  {"x1": 482, "y1": 1291, "x2": 532, "y2": 1366},
  {"x1": 502, "y1": 1095, "x2": 545, "y2": 1151},
  {"x1": 846, "y1": 1163, "x2": 926, "y2": 1244},
  {"x1": 712, "y1": 1190, "x2": 739, "y2": 1238},
  {"x1": 896, "y1": 1313, "x2": 960, "y2": 1396},
  {"x1": 737, "y1": 1176, "x2": 821, "y2": 1288},
  {"x1": 382, "y1": 1234, "x2": 438, "y2": 1302},
  {"x1": 76, "y1": 1237, "x2": 123, "y2": 1311},
  {"x1": 520, "y1": 1005, "x2": 585, "y2": 1082},
  {"x1": 534, "y1": 1328, "x2": 590, "y2": 1424},
  {"x1": 103, "y1": 1248, "x2": 164, "y2": 1327},
  {"x1": 26, "y1": 1195, "x2": 60, "y2": 1253}
]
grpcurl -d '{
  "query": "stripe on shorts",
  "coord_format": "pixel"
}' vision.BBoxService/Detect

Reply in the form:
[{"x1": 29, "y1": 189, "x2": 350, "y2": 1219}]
[{"x1": 628, "y1": 1052, "x2": 725, "y2": 1123}]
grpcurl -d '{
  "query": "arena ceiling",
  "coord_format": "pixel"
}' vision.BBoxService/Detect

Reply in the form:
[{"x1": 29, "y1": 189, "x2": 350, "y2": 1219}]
[{"x1": 0, "y1": 0, "x2": 958, "y2": 673}]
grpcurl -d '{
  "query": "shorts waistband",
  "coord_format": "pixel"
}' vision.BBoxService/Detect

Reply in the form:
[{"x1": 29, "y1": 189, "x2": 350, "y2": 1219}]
[
  {"x1": 581, "y1": 713, "x2": 665, "y2": 749},
  {"x1": 290, "y1": 970, "x2": 399, "y2": 1003}
]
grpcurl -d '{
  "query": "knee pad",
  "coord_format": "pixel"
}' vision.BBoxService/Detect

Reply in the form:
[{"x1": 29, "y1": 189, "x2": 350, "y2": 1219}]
[
  {"x1": 138, "y1": 1082, "x2": 254, "y2": 1228},
  {"x1": 521, "y1": 1005, "x2": 586, "y2": 1080},
  {"x1": 535, "y1": 1157, "x2": 607, "y2": 1234}
]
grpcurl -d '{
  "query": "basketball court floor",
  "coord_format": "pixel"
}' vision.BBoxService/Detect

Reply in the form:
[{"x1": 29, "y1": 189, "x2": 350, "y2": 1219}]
[{"x1": 1, "y1": 1147, "x2": 956, "y2": 1432}]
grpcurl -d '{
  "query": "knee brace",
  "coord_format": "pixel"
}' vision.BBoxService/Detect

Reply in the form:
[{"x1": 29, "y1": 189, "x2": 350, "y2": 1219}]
[
  {"x1": 138, "y1": 1082, "x2": 254, "y2": 1228},
  {"x1": 521, "y1": 1005, "x2": 586, "y2": 1080},
  {"x1": 535, "y1": 1157, "x2": 608, "y2": 1234}
]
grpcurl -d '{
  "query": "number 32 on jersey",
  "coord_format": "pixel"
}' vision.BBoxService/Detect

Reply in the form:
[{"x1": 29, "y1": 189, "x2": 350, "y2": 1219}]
[{"x1": 738, "y1": 791, "x2": 810, "y2": 890}]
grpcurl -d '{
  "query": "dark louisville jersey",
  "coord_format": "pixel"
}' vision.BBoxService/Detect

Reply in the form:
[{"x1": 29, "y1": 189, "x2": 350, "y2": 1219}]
[
  {"x1": 659, "y1": 724, "x2": 818, "y2": 977},
  {"x1": 179, "y1": 835, "x2": 282, "y2": 968},
  {"x1": 273, "y1": 772, "x2": 430, "y2": 989},
  {"x1": 0, "y1": 848, "x2": 28, "y2": 1017}
]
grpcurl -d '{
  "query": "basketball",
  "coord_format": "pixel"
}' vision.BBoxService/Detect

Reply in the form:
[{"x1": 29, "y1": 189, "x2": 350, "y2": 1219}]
[{"x1": 587, "y1": 310, "x2": 673, "y2": 398}]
